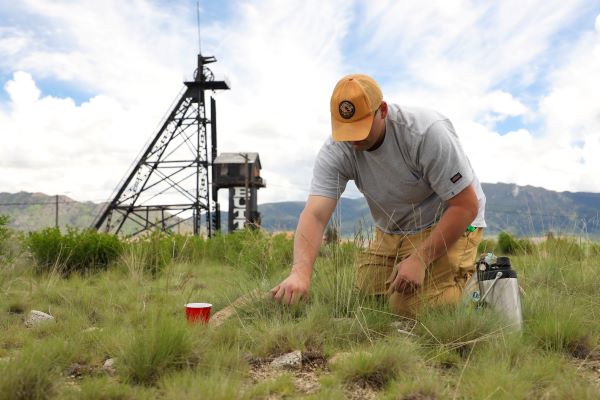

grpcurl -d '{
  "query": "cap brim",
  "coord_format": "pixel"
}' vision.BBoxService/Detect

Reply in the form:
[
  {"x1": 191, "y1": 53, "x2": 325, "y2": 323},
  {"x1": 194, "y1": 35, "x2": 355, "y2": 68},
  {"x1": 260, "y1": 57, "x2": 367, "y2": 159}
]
[{"x1": 331, "y1": 114, "x2": 374, "y2": 142}]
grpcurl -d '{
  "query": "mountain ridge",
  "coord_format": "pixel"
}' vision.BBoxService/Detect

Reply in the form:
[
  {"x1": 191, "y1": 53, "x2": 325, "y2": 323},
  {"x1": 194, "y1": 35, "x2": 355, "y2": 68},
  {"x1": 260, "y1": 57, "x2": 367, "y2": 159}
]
[{"x1": 1, "y1": 182, "x2": 599, "y2": 237}]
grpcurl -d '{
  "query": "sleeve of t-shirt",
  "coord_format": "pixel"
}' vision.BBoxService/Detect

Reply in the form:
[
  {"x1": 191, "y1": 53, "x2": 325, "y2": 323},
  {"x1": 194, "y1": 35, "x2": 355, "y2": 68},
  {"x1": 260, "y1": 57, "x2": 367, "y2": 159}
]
[
  {"x1": 309, "y1": 141, "x2": 350, "y2": 200},
  {"x1": 418, "y1": 120, "x2": 473, "y2": 201}
]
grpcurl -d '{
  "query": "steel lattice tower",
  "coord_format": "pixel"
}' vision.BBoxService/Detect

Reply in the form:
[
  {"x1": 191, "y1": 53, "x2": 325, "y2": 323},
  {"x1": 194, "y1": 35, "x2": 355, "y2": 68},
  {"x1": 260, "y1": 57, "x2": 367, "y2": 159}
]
[{"x1": 93, "y1": 54, "x2": 229, "y2": 236}]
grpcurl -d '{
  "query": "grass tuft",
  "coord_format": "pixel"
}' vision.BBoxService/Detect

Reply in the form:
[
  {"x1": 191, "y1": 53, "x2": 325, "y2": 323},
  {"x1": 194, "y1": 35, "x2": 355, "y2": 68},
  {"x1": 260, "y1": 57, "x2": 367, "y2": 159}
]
[
  {"x1": 0, "y1": 338, "x2": 73, "y2": 400},
  {"x1": 332, "y1": 338, "x2": 422, "y2": 390},
  {"x1": 416, "y1": 305, "x2": 508, "y2": 357},
  {"x1": 524, "y1": 288, "x2": 596, "y2": 354},
  {"x1": 119, "y1": 314, "x2": 194, "y2": 385}
]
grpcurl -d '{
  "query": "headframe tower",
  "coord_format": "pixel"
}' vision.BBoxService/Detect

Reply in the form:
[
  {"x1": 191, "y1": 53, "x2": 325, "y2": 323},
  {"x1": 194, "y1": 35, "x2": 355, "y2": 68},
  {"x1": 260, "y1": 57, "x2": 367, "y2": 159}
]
[{"x1": 93, "y1": 52, "x2": 230, "y2": 236}]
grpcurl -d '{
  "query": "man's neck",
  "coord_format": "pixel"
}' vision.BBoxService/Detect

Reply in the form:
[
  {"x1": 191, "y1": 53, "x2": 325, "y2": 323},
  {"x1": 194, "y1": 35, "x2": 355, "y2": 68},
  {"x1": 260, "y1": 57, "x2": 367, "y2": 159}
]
[{"x1": 367, "y1": 125, "x2": 386, "y2": 152}]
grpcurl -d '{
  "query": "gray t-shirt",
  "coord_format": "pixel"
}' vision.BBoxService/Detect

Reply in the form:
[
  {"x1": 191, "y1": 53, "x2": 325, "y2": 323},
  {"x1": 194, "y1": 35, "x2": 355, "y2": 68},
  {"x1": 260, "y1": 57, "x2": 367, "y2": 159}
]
[{"x1": 310, "y1": 104, "x2": 486, "y2": 234}]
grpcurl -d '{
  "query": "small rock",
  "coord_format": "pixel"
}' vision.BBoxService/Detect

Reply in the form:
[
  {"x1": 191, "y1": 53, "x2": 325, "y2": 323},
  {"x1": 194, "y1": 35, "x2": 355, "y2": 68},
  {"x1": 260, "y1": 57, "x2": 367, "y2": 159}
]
[
  {"x1": 103, "y1": 358, "x2": 116, "y2": 375},
  {"x1": 270, "y1": 350, "x2": 302, "y2": 370},
  {"x1": 24, "y1": 310, "x2": 55, "y2": 328}
]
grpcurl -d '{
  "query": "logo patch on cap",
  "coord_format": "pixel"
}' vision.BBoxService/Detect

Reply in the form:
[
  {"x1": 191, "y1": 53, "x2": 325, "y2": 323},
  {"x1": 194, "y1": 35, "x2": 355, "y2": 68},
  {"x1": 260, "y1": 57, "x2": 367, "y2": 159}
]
[
  {"x1": 339, "y1": 101, "x2": 355, "y2": 119},
  {"x1": 450, "y1": 172, "x2": 463, "y2": 184}
]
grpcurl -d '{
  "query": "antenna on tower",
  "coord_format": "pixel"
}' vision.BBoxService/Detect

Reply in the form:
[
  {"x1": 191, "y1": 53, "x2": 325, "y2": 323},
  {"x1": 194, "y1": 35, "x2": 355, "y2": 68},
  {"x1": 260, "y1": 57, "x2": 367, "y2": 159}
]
[{"x1": 196, "y1": 0, "x2": 201, "y2": 54}]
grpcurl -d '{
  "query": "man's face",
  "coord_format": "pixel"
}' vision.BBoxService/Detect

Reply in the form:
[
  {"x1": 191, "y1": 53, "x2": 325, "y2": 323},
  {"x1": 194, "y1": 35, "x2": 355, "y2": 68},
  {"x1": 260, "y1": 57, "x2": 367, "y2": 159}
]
[{"x1": 350, "y1": 107, "x2": 385, "y2": 151}]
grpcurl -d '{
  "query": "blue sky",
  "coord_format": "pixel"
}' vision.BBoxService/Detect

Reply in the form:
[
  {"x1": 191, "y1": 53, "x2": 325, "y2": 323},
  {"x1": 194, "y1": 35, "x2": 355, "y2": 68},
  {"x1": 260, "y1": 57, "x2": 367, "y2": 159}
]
[{"x1": 0, "y1": 0, "x2": 599, "y2": 205}]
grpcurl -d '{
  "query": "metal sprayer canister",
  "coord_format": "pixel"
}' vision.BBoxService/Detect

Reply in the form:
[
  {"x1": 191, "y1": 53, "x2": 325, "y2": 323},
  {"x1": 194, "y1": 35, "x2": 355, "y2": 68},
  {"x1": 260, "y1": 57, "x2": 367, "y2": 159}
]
[{"x1": 464, "y1": 254, "x2": 523, "y2": 330}]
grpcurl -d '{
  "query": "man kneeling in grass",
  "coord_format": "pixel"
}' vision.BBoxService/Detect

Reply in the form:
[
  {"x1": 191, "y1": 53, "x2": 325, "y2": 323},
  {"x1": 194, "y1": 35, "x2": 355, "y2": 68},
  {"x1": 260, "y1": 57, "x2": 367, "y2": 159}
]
[{"x1": 270, "y1": 74, "x2": 486, "y2": 317}]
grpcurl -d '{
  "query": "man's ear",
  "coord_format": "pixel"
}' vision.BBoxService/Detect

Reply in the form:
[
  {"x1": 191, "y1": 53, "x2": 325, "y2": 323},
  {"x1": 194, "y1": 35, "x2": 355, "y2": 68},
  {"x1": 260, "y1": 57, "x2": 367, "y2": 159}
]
[{"x1": 380, "y1": 101, "x2": 388, "y2": 119}]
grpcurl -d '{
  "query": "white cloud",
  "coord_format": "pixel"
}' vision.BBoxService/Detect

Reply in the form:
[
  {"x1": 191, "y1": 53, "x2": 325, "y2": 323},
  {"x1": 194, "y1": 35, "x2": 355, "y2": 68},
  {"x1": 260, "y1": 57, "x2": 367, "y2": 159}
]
[
  {"x1": 0, "y1": 0, "x2": 599, "y2": 213},
  {"x1": 13, "y1": 0, "x2": 191, "y2": 109},
  {"x1": 539, "y1": 29, "x2": 600, "y2": 141},
  {"x1": 360, "y1": 0, "x2": 586, "y2": 90},
  {"x1": 0, "y1": 28, "x2": 29, "y2": 57},
  {"x1": 534, "y1": 15, "x2": 600, "y2": 191},
  {"x1": 4, "y1": 71, "x2": 40, "y2": 107},
  {"x1": 0, "y1": 71, "x2": 155, "y2": 200},
  {"x1": 482, "y1": 91, "x2": 529, "y2": 118}
]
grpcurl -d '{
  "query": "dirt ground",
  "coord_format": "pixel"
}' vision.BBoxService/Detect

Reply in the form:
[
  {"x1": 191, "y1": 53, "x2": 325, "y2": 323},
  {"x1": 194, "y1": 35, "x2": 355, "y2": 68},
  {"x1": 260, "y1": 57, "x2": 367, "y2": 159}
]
[{"x1": 246, "y1": 351, "x2": 379, "y2": 399}]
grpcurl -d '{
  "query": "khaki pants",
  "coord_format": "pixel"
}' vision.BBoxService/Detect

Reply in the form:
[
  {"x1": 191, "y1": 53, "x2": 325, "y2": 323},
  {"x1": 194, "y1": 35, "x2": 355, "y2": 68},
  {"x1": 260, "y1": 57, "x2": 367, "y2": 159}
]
[{"x1": 356, "y1": 227, "x2": 483, "y2": 317}]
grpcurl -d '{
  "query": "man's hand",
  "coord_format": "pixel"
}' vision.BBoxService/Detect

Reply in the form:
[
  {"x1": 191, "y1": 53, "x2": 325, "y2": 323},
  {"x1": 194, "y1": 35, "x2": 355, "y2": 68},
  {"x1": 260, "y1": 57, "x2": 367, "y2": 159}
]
[
  {"x1": 270, "y1": 270, "x2": 311, "y2": 305},
  {"x1": 385, "y1": 254, "x2": 427, "y2": 295},
  {"x1": 270, "y1": 195, "x2": 336, "y2": 306}
]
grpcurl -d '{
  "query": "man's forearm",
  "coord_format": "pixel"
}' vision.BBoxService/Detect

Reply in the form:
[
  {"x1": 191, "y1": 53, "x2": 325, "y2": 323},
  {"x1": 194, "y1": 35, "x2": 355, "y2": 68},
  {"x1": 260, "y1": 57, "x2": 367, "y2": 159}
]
[
  {"x1": 413, "y1": 204, "x2": 476, "y2": 266},
  {"x1": 290, "y1": 211, "x2": 327, "y2": 278}
]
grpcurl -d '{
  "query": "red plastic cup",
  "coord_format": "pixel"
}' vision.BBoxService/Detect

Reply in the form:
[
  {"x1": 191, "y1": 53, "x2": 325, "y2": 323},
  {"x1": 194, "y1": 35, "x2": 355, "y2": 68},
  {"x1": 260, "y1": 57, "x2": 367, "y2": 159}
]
[{"x1": 185, "y1": 303, "x2": 212, "y2": 324}]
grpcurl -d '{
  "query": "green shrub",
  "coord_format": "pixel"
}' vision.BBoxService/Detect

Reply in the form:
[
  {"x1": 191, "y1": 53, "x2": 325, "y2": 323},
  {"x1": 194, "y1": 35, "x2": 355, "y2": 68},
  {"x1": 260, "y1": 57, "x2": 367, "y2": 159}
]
[
  {"x1": 497, "y1": 232, "x2": 518, "y2": 254},
  {"x1": 28, "y1": 228, "x2": 123, "y2": 275},
  {"x1": 497, "y1": 232, "x2": 533, "y2": 255}
]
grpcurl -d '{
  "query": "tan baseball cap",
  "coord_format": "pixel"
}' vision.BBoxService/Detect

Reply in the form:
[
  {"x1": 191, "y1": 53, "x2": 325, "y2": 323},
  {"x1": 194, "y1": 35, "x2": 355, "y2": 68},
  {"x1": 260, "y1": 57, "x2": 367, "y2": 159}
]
[{"x1": 330, "y1": 74, "x2": 383, "y2": 142}]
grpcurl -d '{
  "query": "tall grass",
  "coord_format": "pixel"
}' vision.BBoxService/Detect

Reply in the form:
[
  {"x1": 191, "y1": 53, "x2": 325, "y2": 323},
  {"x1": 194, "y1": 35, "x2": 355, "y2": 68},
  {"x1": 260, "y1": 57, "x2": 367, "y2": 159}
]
[
  {"x1": 0, "y1": 338, "x2": 74, "y2": 400},
  {"x1": 1, "y1": 228, "x2": 599, "y2": 397},
  {"x1": 123, "y1": 229, "x2": 294, "y2": 279}
]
